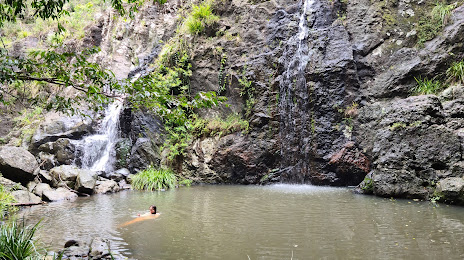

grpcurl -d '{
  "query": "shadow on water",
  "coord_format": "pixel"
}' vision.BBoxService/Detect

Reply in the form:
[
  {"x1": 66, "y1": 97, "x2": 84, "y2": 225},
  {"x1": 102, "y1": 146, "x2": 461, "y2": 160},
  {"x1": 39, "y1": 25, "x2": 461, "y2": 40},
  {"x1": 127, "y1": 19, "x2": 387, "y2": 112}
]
[{"x1": 19, "y1": 185, "x2": 464, "y2": 259}]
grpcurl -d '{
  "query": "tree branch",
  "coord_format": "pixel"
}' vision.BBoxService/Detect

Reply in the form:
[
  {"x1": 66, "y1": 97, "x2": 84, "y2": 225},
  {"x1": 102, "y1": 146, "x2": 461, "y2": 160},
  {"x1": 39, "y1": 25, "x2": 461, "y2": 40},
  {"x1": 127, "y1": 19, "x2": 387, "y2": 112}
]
[{"x1": 15, "y1": 75, "x2": 123, "y2": 99}]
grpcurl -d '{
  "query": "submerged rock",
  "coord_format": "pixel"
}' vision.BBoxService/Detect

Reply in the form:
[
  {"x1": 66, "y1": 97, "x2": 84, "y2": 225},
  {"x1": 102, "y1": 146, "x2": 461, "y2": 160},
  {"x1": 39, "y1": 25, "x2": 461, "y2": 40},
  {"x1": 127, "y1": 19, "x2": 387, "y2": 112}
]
[
  {"x1": 89, "y1": 237, "x2": 111, "y2": 259},
  {"x1": 0, "y1": 146, "x2": 39, "y2": 185}
]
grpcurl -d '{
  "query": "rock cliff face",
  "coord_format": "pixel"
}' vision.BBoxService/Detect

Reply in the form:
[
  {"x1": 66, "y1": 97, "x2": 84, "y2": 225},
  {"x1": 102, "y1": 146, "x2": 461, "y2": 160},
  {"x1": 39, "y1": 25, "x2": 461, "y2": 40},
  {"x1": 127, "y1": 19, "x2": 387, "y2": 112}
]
[
  {"x1": 2, "y1": 0, "x2": 464, "y2": 205},
  {"x1": 178, "y1": 0, "x2": 464, "y2": 204}
]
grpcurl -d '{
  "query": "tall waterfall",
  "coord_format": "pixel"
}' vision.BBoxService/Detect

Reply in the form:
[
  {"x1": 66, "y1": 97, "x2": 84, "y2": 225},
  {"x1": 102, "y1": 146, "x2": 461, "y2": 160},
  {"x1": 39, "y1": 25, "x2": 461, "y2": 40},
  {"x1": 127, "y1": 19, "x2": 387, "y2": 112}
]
[
  {"x1": 77, "y1": 100, "x2": 124, "y2": 173},
  {"x1": 279, "y1": 0, "x2": 315, "y2": 183}
]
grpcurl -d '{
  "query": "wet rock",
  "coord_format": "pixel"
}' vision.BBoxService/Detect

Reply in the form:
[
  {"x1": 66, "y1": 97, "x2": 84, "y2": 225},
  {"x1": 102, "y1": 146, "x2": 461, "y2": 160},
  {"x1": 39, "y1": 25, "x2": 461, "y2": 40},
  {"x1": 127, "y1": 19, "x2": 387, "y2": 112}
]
[
  {"x1": 64, "y1": 240, "x2": 80, "y2": 248},
  {"x1": 53, "y1": 139, "x2": 76, "y2": 164},
  {"x1": 0, "y1": 177, "x2": 24, "y2": 191},
  {"x1": 115, "y1": 168, "x2": 130, "y2": 178},
  {"x1": 75, "y1": 170, "x2": 97, "y2": 195},
  {"x1": 38, "y1": 138, "x2": 75, "y2": 167},
  {"x1": 61, "y1": 244, "x2": 90, "y2": 259},
  {"x1": 435, "y1": 177, "x2": 464, "y2": 205},
  {"x1": 50, "y1": 165, "x2": 81, "y2": 188},
  {"x1": 42, "y1": 187, "x2": 78, "y2": 202},
  {"x1": 94, "y1": 179, "x2": 120, "y2": 194},
  {"x1": 328, "y1": 142, "x2": 370, "y2": 186},
  {"x1": 38, "y1": 170, "x2": 53, "y2": 184},
  {"x1": 31, "y1": 120, "x2": 92, "y2": 149},
  {"x1": 450, "y1": 162, "x2": 464, "y2": 178},
  {"x1": 118, "y1": 179, "x2": 131, "y2": 190},
  {"x1": 115, "y1": 139, "x2": 131, "y2": 169},
  {"x1": 119, "y1": 108, "x2": 164, "y2": 173},
  {"x1": 33, "y1": 183, "x2": 53, "y2": 197},
  {"x1": 89, "y1": 237, "x2": 110, "y2": 259},
  {"x1": 443, "y1": 99, "x2": 464, "y2": 118},
  {"x1": 356, "y1": 95, "x2": 462, "y2": 199},
  {"x1": 38, "y1": 152, "x2": 56, "y2": 170},
  {"x1": 249, "y1": 112, "x2": 272, "y2": 128},
  {"x1": 100, "y1": 168, "x2": 129, "y2": 182},
  {"x1": 27, "y1": 181, "x2": 38, "y2": 193},
  {"x1": 126, "y1": 174, "x2": 135, "y2": 184},
  {"x1": 190, "y1": 133, "x2": 280, "y2": 184},
  {"x1": 440, "y1": 84, "x2": 464, "y2": 101},
  {"x1": 129, "y1": 138, "x2": 161, "y2": 173},
  {"x1": 0, "y1": 146, "x2": 39, "y2": 185},
  {"x1": 11, "y1": 190, "x2": 42, "y2": 204}
]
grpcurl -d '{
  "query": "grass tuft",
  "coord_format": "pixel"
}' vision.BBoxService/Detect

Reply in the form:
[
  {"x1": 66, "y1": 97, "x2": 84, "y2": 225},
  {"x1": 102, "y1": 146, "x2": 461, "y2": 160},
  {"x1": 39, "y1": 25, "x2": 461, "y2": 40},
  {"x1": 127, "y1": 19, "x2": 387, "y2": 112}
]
[
  {"x1": 447, "y1": 60, "x2": 464, "y2": 84},
  {"x1": 413, "y1": 77, "x2": 445, "y2": 95},
  {"x1": 0, "y1": 221, "x2": 41, "y2": 260},
  {"x1": 132, "y1": 166, "x2": 177, "y2": 191}
]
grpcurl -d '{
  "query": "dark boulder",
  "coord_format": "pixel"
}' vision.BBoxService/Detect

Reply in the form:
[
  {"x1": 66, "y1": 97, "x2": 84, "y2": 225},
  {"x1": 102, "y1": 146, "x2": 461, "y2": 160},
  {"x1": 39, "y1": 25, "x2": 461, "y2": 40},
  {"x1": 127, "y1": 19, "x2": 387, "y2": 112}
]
[
  {"x1": 129, "y1": 138, "x2": 161, "y2": 173},
  {"x1": 434, "y1": 177, "x2": 464, "y2": 205},
  {"x1": 75, "y1": 170, "x2": 97, "y2": 195},
  {"x1": 0, "y1": 146, "x2": 39, "y2": 185},
  {"x1": 184, "y1": 133, "x2": 280, "y2": 184},
  {"x1": 31, "y1": 120, "x2": 92, "y2": 150}
]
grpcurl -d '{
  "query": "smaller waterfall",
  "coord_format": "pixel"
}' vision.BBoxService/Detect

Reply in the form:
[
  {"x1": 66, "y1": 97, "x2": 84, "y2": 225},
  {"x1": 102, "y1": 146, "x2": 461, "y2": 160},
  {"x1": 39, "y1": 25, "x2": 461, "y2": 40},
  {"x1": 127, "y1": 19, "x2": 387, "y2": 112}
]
[
  {"x1": 78, "y1": 100, "x2": 124, "y2": 173},
  {"x1": 279, "y1": 0, "x2": 315, "y2": 182}
]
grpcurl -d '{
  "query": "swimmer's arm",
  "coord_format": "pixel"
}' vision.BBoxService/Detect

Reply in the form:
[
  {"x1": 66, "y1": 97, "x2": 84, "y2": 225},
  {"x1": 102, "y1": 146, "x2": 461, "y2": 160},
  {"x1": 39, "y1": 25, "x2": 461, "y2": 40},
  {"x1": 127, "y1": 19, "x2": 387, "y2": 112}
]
[{"x1": 118, "y1": 214, "x2": 160, "y2": 228}]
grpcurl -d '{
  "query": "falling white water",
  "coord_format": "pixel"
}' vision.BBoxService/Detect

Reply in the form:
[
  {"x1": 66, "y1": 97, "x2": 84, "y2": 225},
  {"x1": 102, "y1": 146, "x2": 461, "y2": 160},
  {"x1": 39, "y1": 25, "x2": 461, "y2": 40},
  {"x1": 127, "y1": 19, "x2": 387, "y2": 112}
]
[
  {"x1": 79, "y1": 100, "x2": 124, "y2": 173},
  {"x1": 296, "y1": 0, "x2": 313, "y2": 71},
  {"x1": 298, "y1": 0, "x2": 313, "y2": 41}
]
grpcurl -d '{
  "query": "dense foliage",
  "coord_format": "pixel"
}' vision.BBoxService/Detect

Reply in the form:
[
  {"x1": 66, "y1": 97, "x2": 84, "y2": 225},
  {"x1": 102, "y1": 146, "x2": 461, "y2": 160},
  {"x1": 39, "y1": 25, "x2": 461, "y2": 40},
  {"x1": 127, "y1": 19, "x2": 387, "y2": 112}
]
[
  {"x1": 0, "y1": 47, "x2": 122, "y2": 114},
  {"x1": 0, "y1": 0, "x2": 227, "y2": 160}
]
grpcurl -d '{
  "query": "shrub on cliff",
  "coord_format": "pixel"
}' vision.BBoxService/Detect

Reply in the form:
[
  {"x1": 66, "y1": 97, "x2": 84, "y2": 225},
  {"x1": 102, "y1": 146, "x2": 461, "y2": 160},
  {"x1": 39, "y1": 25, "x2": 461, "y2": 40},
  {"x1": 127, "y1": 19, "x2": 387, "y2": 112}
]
[
  {"x1": 416, "y1": 2, "x2": 457, "y2": 47},
  {"x1": 182, "y1": 0, "x2": 219, "y2": 35}
]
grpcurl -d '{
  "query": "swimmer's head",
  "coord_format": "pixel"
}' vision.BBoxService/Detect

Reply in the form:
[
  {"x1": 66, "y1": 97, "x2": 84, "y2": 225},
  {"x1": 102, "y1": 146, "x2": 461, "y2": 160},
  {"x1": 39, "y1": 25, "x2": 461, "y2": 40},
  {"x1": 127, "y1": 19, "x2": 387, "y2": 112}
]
[{"x1": 149, "y1": 205, "x2": 157, "y2": 214}]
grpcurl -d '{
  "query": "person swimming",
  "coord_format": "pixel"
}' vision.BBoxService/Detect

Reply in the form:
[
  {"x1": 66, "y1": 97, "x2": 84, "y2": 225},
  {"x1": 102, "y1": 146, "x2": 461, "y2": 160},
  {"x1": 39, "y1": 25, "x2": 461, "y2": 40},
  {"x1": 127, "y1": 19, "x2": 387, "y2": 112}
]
[{"x1": 119, "y1": 205, "x2": 159, "y2": 227}]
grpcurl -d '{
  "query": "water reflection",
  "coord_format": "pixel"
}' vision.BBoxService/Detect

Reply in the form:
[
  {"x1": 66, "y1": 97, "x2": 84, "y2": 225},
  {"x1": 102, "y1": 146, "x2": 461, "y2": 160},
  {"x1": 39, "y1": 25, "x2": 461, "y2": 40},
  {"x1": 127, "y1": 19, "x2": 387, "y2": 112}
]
[{"x1": 19, "y1": 185, "x2": 464, "y2": 259}]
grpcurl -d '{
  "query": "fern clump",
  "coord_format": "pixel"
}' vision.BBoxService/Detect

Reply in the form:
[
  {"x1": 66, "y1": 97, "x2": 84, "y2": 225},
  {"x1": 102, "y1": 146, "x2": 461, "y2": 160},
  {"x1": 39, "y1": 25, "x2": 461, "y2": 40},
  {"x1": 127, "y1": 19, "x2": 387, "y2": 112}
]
[{"x1": 182, "y1": 1, "x2": 219, "y2": 35}]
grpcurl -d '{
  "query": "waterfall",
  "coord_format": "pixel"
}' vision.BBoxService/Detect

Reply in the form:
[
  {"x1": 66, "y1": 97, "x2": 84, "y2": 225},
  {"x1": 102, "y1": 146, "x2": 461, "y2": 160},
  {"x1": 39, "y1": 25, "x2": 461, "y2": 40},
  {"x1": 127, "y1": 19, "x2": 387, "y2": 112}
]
[
  {"x1": 279, "y1": 0, "x2": 314, "y2": 183},
  {"x1": 77, "y1": 100, "x2": 124, "y2": 173}
]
